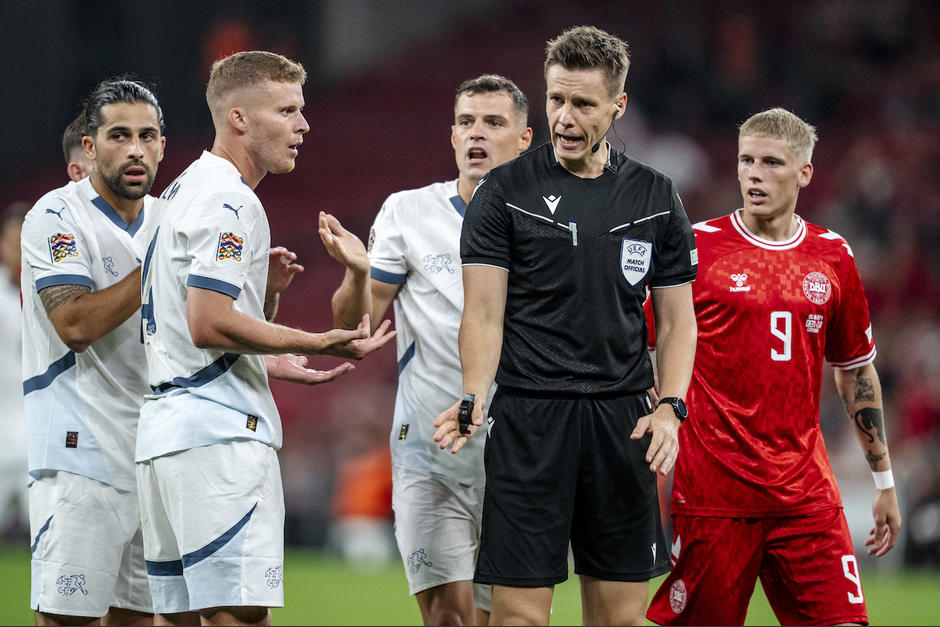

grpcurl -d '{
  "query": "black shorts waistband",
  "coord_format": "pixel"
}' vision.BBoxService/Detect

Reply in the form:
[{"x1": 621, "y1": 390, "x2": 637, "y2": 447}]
[{"x1": 497, "y1": 385, "x2": 650, "y2": 401}]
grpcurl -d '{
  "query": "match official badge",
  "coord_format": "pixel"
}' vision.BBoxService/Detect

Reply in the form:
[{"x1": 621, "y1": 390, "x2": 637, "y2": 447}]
[
  {"x1": 398, "y1": 424, "x2": 409, "y2": 440},
  {"x1": 65, "y1": 431, "x2": 78, "y2": 448},
  {"x1": 48, "y1": 233, "x2": 79, "y2": 263},
  {"x1": 246, "y1": 415, "x2": 258, "y2": 431},
  {"x1": 217, "y1": 232, "x2": 244, "y2": 262},
  {"x1": 620, "y1": 238, "x2": 651, "y2": 286}
]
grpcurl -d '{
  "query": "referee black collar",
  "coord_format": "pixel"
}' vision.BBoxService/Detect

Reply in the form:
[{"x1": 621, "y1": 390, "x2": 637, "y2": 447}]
[{"x1": 550, "y1": 141, "x2": 620, "y2": 175}]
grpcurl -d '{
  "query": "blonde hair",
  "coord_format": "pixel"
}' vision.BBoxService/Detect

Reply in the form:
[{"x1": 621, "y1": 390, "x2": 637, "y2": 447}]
[
  {"x1": 206, "y1": 50, "x2": 306, "y2": 121},
  {"x1": 739, "y1": 108, "x2": 818, "y2": 163}
]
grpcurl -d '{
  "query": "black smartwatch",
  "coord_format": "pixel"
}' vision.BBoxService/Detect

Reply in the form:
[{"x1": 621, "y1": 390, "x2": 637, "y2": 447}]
[
  {"x1": 658, "y1": 397, "x2": 688, "y2": 423},
  {"x1": 457, "y1": 393, "x2": 475, "y2": 435}
]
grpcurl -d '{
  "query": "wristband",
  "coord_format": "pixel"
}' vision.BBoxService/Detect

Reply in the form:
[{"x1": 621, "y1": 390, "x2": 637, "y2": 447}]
[{"x1": 872, "y1": 469, "x2": 895, "y2": 490}]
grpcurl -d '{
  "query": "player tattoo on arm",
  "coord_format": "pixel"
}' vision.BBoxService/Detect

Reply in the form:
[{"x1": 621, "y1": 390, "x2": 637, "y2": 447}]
[
  {"x1": 853, "y1": 376, "x2": 876, "y2": 402},
  {"x1": 854, "y1": 407, "x2": 886, "y2": 445},
  {"x1": 865, "y1": 449, "x2": 887, "y2": 469},
  {"x1": 39, "y1": 284, "x2": 91, "y2": 315}
]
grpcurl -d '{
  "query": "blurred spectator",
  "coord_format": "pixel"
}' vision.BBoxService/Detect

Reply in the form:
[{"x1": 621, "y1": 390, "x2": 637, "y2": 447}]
[{"x1": 0, "y1": 202, "x2": 28, "y2": 543}]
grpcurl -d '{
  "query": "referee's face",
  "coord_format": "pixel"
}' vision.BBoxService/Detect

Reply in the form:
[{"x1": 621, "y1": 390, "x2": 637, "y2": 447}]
[{"x1": 545, "y1": 65, "x2": 625, "y2": 175}]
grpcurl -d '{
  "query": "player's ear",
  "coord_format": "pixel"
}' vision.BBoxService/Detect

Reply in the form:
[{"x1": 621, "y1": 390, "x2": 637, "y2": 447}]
[
  {"x1": 519, "y1": 127, "x2": 533, "y2": 152},
  {"x1": 82, "y1": 135, "x2": 95, "y2": 160},
  {"x1": 798, "y1": 162, "x2": 813, "y2": 188},
  {"x1": 229, "y1": 107, "x2": 249, "y2": 133}
]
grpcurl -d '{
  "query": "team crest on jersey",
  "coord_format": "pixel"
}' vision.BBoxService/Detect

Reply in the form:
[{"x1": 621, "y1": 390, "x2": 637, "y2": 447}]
[
  {"x1": 802, "y1": 271, "x2": 832, "y2": 304},
  {"x1": 620, "y1": 239, "x2": 651, "y2": 286},
  {"x1": 48, "y1": 233, "x2": 79, "y2": 263},
  {"x1": 423, "y1": 253, "x2": 456, "y2": 274},
  {"x1": 217, "y1": 232, "x2": 244, "y2": 262},
  {"x1": 669, "y1": 579, "x2": 688, "y2": 614}
]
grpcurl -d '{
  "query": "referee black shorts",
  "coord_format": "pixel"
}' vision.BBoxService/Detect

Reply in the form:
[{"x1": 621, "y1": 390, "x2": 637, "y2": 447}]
[{"x1": 474, "y1": 387, "x2": 670, "y2": 587}]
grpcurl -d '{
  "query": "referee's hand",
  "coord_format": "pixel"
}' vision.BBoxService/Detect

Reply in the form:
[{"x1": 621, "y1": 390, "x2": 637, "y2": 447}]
[
  {"x1": 631, "y1": 405, "x2": 680, "y2": 476},
  {"x1": 433, "y1": 399, "x2": 484, "y2": 454}
]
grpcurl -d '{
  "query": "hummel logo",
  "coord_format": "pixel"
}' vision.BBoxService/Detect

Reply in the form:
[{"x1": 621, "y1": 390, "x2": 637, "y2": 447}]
[
  {"x1": 46, "y1": 207, "x2": 66, "y2": 219},
  {"x1": 542, "y1": 194, "x2": 561, "y2": 215},
  {"x1": 729, "y1": 273, "x2": 750, "y2": 293},
  {"x1": 223, "y1": 203, "x2": 242, "y2": 220}
]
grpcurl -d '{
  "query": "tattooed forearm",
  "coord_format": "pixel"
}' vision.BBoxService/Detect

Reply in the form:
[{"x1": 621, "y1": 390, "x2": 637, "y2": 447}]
[
  {"x1": 39, "y1": 284, "x2": 91, "y2": 315},
  {"x1": 853, "y1": 376, "x2": 876, "y2": 402},
  {"x1": 865, "y1": 450, "x2": 886, "y2": 470},
  {"x1": 854, "y1": 407, "x2": 886, "y2": 445}
]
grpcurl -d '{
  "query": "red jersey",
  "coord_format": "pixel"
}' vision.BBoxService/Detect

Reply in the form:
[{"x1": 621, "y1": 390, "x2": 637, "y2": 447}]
[{"x1": 672, "y1": 210, "x2": 876, "y2": 517}]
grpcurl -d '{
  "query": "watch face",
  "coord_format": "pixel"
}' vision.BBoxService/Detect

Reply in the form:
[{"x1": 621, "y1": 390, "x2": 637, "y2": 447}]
[{"x1": 675, "y1": 398, "x2": 687, "y2": 417}]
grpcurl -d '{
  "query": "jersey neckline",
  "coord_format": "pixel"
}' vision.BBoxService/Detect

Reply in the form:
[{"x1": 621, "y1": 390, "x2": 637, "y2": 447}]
[{"x1": 730, "y1": 209, "x2": 806, "y2": 251}]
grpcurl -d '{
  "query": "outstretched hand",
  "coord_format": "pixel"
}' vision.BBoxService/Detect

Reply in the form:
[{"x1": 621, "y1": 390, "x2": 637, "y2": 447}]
[
  {"x1": 318, "y1": 211, "x2": 369, "y2": 274},
  {"x1": 264, "y1": 353, "x2": 354, "y2": 385},
  {"x1": 433, "y1": 397, "x2": 485, "y2": 454},
  {"x1": 318, "y1": 314, "x2": 396, "y2": 359},
  {"x1": 630, "y1": 405, "x2": 680, "y2": 475}
]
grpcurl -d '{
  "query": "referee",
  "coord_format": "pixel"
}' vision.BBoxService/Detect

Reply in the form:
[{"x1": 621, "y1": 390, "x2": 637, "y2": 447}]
[{"x1": 434, "y1": 25, "x2": 697, "y2": 625}]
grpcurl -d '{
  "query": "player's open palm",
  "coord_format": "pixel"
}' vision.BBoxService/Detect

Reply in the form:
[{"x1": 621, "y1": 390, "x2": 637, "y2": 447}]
[
  {"x1": 318, "y1": 211, "x2": 369, "y2": 274},
  {"x1": 265, "y1": 353, "x2": 354, "y2": 385},
  {"x1": 318, "y1": 314, "x2": 396, "y2": 359}
]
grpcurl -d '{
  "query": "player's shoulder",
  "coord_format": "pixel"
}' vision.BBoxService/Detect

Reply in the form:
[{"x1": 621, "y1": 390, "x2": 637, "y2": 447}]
[
  {"x1": 24, "y1": 180, "x2": 85, "y2": 228},
  {"x1": 800, "y1": 218, "x2": 857, "y2": 261},
  {"x1": 379, "y1": 179, "x2": 458, "y2": 216},
  {"x1": 691, "y1": 212, "x2": 735, "y2": 238}
]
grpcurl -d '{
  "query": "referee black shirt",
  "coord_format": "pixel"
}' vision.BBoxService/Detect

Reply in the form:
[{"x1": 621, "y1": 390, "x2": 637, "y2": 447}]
[{"x1": 460, "y1": 142, "x2": 697, "y2": 396}]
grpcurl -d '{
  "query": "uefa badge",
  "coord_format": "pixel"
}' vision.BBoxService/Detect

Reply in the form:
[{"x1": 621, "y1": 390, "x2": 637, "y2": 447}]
[
  {"x1": 621, "y1": 238, "x2": 651, "y2": 286},
  {"x1": 802, "y1": 271, "x2": 832, "y2": 305}
]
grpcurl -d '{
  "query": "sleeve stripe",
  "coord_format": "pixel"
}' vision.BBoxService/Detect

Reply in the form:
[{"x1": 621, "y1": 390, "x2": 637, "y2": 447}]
[
  {"x1": 370, "y1": 267, "x2": 407, "y2": 285},
  {"x1": 185, "y1": 274, "x2": 241, "y2": 299},
  {"x1": 830, "y1": 346, "x2": 877, "y2": 370},
  {"x1": 35, "y1": 274, "x2": 92, "y2": 291},
  {"x1": 461, "y1": 262, "x2": 510, "y2": 272}
]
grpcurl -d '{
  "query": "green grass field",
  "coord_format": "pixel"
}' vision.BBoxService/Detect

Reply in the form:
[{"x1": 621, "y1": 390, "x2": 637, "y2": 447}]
[{"x1": 1, "y1": 547, "x2": 937, "y2": 625}]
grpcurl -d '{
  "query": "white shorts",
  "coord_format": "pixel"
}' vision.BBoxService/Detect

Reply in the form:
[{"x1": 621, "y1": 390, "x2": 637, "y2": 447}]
[
  {"x1": 136, "y1": 440, "x2": 284, "y2": 613},
  {"x1": 392, "y1": 465, "x2": 490, "y2": 611},
  {"x1": 29, "y1": 470, "x2": 152, "y2": 617}
]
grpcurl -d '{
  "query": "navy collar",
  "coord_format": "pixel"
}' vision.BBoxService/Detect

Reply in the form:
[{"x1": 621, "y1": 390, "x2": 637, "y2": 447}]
[
  {"x1": 90, "y1": 194, "x2": 145, "y2": 237},
  {"x1": 449, "y1": 192, "x2": 467, "y2": 218}
]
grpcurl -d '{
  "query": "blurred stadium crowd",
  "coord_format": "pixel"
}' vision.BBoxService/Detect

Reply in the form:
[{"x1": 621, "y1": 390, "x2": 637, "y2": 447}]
[{"x1": 1, "y1": 0, "x2": 937, "y2": 570}]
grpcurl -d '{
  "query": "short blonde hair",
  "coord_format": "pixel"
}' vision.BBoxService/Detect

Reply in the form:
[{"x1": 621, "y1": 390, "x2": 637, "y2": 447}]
[
  {"x1": 739, "y1": 108, "x2": 818, "y2": 164},
  {"x1": 206, "y1": 50, "x2": 306, "y2": 121}
]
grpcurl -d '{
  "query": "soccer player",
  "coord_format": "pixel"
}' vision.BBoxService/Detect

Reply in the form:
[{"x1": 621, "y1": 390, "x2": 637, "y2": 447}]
[
  {"x1": 434, "y1": 26, "x2": 698, "y2": 625},
  {"x1": 646, "y1": 108, "x2": 902, "y2": 626},
  {"x1": 62, "y1": 114, "x2": 94, "y2": 182},
  {"x1": 21, "y1": 79, "x2": 166, "y2": 626},
  {"x1": 136, "y1": 50, "x2": 395, "y2": 626},
  {"x1": 318, "y1": 74, "x2": 533, "y2": 625}
]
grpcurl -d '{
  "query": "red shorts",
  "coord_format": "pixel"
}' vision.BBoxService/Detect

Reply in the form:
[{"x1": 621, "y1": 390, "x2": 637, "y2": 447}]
[{"x1": 647, "y1": 508, "x2": 868, "y2": 626}]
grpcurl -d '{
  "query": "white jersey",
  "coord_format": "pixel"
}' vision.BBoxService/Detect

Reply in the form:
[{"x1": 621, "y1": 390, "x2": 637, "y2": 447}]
[
  {"x1": 369, "y1": 179, "x2": 487, "y2": 487},
  {"x1": 137, "y1": 151, "x2": 279, "y2": 462},
  {"x1": 20, "y1": 177, "x2": 155, "y2": 490}
]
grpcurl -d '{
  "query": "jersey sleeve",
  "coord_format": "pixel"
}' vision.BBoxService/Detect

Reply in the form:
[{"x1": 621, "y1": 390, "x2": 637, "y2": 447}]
[
  {"x1": 826, "y1": 243, "x2": 876, "y2": 369},
  {"x1": 649, "y1": 185, "x2": 697, "y2": 288},
  {"x1": 460, "y1": 174, "x2": 511, "y2": 270},
  {"x1": 368, "y1": 196, "x2": 408, "y2": 285},
  {"x1": 182, "y1": 192, "x2": 261, "y2": 299},
  {"x1": 21, "y1": 195, "x2": 93, "y2": 292}
]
